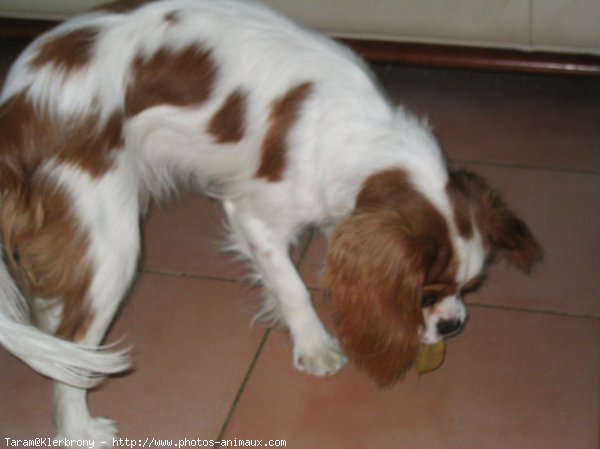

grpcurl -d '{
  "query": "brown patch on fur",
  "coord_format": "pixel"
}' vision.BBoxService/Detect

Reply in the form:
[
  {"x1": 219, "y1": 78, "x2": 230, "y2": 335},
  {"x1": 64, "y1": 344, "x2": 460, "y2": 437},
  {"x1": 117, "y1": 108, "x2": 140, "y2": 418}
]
[
  {"x1": 94, "y1": 0, "x2": 160, "y2": 13},
  {"x1": 256, "y1": 82, "x2": 312, "y2": 182},
  {"x1": 31, "y1": 27, "x2": 99, "y2": 72},
  {"x1": 207, "y1": 89, "x2": 247, "y2": 143},
  {"x1": 0, "y1": 93, "x2": 123, "y2": 185},
  {"x1": 0, "y1": 181, "x2": 94, "y2": 341},
  {"x1": 448, "y1": 168, "x2": 542, "y2": 272},
  {"x1": 325, "y1": 210, "x2": 424, "y2": 387},
  {"x1": 356, "y1": 169, "x2": 454, "y2": 285},
  {"x1": 125, "y1": 45, "x2": 217, "y2": 117},
  {"x1": 324, "y1": 169, "x2": 454, "y2": 386}
]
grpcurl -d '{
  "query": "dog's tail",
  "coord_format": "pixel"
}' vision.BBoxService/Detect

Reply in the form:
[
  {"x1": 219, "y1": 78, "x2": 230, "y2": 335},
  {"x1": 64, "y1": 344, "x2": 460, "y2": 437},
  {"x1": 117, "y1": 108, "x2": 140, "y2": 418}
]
[{"x1": 0, "y1": 259, "x2": 130, "y2": 388}]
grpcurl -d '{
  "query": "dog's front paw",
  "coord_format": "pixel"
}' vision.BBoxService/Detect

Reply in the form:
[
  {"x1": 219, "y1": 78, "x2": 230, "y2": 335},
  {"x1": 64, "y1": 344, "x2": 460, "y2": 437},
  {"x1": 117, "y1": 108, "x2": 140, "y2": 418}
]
[
  {"x1": 56, "y1": 416, "x2": 118, "y2": 448},
  {"x1": 293, "y1": 335, "x2": 347, "y2": 376}
]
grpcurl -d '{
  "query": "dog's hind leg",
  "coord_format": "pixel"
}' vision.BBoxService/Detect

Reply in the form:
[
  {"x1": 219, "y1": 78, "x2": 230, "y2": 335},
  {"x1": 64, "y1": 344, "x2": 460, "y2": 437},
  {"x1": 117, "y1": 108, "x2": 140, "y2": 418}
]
[
  {"x1": 2, "y1": 160, "x2": 142, "y2": 444},
  {"x1": 49, "y1": 164, "x2": 141, "y2": 444}
]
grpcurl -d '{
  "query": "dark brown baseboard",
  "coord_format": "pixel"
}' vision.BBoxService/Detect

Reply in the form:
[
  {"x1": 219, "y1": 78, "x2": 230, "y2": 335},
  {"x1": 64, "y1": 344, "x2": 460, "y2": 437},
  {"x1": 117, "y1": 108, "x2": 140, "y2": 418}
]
[
  {"x1": 1, "y1": 17, "x2": 599, "y2": 77},
  {"x1": 0, "y1": 17, "x2": 56, "y2": 39},
  {"x1": 341, "y1": 38, "x2": 600, "y2": 77}
]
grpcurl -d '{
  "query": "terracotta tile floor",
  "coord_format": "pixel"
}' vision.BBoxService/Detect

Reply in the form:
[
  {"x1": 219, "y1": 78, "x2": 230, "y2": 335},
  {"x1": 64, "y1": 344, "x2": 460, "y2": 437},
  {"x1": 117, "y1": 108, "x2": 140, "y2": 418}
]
[{"x1": 1, "y1": 39, "x2": 599, "y2": 448}]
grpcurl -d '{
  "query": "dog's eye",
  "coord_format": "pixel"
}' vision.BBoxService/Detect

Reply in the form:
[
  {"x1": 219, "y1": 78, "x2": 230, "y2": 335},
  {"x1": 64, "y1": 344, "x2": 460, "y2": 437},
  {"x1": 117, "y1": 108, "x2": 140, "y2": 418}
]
[{"x1": 421, "y1": 293, "x2": 437, "y2": 308}]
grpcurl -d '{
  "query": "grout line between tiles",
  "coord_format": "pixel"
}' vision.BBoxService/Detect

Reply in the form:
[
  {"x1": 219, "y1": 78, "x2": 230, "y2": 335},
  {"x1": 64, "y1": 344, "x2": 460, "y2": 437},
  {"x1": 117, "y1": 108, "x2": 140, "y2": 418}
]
[
  {"x1": 141, "y1": 230, "x2": 316, "y2": 284},
  {"x1": 140, "y1": 267, "x2": 243, "y2": 284},
  {"x1": 470, "y1": 302, "x2": 600, "y2": 321},
  {"x1": 143, "y1": 264, "x2": 599, "y2": 322},
  {"x1": 295, "y1": 229, "x2": 316, "y2": 265},
  {"x1": 308, "y1": 284, "x2": 600, "y2": 321},
  {"x1": 213, "y1": 328, "x2": 271, "y2": 446},
  {"x1": 211, "y1": 226, "x2": 316, "y2": 443}
]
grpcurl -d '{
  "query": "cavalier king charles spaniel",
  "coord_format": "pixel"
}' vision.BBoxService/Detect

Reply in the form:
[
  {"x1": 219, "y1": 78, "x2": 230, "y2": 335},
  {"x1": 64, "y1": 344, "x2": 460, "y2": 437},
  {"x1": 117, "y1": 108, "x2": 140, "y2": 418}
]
[{"x1": 0, "y1": 0, "x2": 541, "y2": 443}]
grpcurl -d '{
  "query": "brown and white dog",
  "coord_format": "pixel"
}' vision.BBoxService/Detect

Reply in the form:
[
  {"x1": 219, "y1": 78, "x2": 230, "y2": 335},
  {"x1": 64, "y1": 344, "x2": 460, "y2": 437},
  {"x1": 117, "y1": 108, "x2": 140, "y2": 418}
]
[{"x1": 0, "y1": 0, "x2": 541, "y2": 443}]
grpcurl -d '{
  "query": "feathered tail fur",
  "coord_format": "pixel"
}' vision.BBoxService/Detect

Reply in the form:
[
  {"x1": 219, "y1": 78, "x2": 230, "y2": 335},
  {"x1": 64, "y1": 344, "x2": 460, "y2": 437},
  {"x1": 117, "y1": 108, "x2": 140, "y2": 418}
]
[{"x1": 0, "y1": 257, "x2": 130, "y2": 388}]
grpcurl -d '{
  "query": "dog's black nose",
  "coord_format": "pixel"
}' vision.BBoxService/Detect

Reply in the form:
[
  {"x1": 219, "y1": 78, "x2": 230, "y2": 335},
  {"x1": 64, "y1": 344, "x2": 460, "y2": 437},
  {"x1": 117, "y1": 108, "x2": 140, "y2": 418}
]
[{"x1": 437, "y1": 319, "x2": 463, "y2": 337}]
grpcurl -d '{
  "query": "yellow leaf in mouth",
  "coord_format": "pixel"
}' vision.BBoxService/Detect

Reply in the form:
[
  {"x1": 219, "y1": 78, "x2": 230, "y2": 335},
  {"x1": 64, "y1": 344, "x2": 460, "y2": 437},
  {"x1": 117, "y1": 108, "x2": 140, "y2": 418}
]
[{"x1": 415, "y1": 341, "x2": 446, "y2": 374}]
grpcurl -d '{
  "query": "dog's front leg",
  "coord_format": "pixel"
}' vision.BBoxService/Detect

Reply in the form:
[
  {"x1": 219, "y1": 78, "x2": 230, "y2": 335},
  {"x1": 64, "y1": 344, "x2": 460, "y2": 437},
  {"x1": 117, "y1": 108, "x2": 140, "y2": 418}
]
[{"x1": 224, "y1": 200, "x2": 346, "y2": 376}]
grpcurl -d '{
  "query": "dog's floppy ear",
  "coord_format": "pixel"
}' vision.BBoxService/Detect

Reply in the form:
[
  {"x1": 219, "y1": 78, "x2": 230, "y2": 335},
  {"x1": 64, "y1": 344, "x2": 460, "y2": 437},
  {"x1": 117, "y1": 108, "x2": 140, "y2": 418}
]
[
  {"x1": 323, "y1": 209, "x2": 424, "y2": 387},
  {"x1": 449, "y1": 168, "x2": 542, "y2": 272}
]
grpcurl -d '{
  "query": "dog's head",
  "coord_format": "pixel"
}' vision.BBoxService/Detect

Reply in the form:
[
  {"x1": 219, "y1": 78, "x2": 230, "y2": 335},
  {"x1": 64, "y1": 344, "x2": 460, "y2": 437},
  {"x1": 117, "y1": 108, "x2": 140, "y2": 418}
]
[{"x1": 324, "y1": 168, "x2": 541, "y2": 386}]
